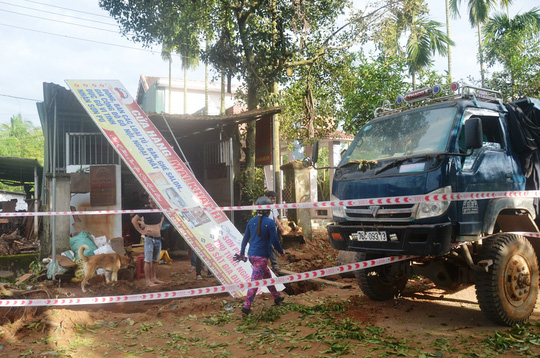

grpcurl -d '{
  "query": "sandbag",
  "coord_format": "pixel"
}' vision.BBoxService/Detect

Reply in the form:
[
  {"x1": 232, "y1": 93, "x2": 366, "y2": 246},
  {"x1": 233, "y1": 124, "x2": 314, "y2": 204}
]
[
  {"x1": 69, "y1": 231, "x2": 98, "y2": 260},
  {"x1": 46, "y1": 260, "x2": 67, "y2": 280},
  {"x1": 71, "y1": 259, "x2": 85, "y2": 283}
]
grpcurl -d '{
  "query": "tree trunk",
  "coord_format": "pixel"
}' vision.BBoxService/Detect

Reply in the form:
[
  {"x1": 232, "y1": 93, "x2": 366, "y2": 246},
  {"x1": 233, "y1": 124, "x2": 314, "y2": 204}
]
[
  {"x1": 183, "y1": 66, "x2": 188, "y2": 115},
  {"x1": 477, "y1": 24, "x2": 485, "y2": 87},
  {"x1": 272, "y1": 81, "x2": 281, "y2": 203},
  {"x1": 445, "y1": 0, "x2": 453, "y2": 83},
  {"x1": 244, "y1": 81, "x2": 258, "y2": 200},
  {"x1": 205, "y1": 40, "x2": 209, "y2": 115},
  {"x1": 220, "y1": 71, "x2": 226, "y2": 115},
  {"x1": 168, "y1": 59, "x2": 172, "y2": 113}
]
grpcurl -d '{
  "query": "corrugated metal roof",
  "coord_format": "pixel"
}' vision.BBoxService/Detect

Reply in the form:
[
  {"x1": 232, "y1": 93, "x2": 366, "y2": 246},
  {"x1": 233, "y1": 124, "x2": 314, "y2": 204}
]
[{"x1": 0, "y1": 156, "x2": 42, "y2": 186}]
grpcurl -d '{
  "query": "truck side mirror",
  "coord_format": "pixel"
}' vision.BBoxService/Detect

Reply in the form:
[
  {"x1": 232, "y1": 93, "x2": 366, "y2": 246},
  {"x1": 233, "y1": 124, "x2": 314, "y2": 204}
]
[{"x1": 465, "y1": 117, "x2": 483, "y2": 149}]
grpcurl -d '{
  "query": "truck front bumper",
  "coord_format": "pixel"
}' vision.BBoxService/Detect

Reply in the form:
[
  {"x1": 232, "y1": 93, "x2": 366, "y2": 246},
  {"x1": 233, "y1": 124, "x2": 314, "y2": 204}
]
[{"x1": 328, "y1": 222, "x2": 453, "y2": 256}]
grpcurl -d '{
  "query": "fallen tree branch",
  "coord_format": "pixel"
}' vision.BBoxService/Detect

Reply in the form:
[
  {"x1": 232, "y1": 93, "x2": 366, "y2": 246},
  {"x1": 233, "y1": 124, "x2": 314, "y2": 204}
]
[{"x1": 278, "y1": 268, "x2": 352, "y2": 289}]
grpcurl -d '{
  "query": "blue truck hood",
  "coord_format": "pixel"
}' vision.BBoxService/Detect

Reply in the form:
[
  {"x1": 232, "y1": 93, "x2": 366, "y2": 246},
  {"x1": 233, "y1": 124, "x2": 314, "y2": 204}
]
[{"x1": 332, "y1": 156, "x2": 449, "y2": 200}]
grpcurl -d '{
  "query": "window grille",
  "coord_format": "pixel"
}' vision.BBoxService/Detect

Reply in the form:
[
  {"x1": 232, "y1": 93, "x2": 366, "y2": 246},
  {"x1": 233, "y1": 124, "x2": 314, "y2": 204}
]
[{"x1": 66, "y1": 132, "x2": 119, "y2": 166}]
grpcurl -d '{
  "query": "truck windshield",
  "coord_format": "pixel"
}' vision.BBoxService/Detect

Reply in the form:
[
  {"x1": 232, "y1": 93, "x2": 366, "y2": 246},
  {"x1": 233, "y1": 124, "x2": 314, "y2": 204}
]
[{"x1": 340, "y1": 106, "x2": 458, "y2": 164}]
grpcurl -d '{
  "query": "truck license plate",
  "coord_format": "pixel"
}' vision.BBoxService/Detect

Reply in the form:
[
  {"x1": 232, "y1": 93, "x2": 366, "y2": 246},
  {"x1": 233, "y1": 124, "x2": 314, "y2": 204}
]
[{"x1": 352, "y1": 231, "x2": 387, "y2": 241}]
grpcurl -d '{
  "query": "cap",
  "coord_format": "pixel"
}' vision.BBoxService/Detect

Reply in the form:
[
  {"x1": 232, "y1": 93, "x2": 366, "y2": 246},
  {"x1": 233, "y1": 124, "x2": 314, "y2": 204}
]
[{"x1": 255, "y1": 196, "x2": 272, "y2": 205}]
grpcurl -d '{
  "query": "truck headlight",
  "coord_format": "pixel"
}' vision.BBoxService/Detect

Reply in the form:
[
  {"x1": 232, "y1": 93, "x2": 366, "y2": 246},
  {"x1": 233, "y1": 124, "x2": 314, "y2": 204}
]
[
  {"x1": 416, "y1": 186, "x2": 452, "y2": 219},
  {"x1": 331, "y1": 194, "x2": 346, "y2": 219}
]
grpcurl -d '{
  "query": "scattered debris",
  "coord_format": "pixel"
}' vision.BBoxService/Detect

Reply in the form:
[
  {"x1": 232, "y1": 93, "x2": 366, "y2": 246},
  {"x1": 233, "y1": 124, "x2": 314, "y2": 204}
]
[
  {"x1": 0, "y1": 230, "x2": 39, "y2": 255},
  {"x1": 278, "y1": 268, "x2": 352, "y2": 288}
]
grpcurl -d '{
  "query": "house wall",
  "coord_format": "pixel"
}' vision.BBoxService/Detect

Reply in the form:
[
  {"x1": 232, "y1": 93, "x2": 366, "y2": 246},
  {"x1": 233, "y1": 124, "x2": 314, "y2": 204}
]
[
  {"x1": 205, "y1": 177, "x2": 230, "y2": 207},
  {"x1": 67, "y1": 164, "x2": 122, "y2": 239},
  {"x1": 144, "y1": 78, "x2": 238, "y2": 115},
  {"x1": 0, "y1": 191, "x2": 27, "y2": 211},
  {"x1": 143, "y1": 85, "x2": 160, "y2": 113}
]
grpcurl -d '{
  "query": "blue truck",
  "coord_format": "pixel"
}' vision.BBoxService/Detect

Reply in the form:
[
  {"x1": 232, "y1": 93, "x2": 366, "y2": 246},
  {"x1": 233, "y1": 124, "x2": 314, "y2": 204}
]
[{"x1": 308, "y1": 83, "x2": 540, "y2": 325}]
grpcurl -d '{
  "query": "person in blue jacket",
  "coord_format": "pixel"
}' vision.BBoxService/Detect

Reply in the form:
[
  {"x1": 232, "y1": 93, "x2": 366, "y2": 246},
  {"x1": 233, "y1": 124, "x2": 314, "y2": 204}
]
[{"x1": 239, "y1": 196, "x2": 285, "y2": 315}]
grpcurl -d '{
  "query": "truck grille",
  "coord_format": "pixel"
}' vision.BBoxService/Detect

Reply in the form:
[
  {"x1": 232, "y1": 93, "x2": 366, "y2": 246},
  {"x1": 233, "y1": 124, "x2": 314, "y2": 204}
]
[{"x1": 344, "y1": 203, "x2": 416, "y2": 222}]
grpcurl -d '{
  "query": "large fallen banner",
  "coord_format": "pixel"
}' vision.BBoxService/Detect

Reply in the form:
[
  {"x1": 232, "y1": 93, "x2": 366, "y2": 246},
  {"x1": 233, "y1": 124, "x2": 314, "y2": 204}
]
[{"x1": 66, "y1": 80, "x2": 283, "y2": 297}]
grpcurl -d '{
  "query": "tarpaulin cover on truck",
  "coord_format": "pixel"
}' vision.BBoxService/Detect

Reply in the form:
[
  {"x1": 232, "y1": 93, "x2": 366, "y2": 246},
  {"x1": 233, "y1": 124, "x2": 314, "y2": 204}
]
[{"x1": 506, "y1": 98, "x2": 540, "y2": 213}]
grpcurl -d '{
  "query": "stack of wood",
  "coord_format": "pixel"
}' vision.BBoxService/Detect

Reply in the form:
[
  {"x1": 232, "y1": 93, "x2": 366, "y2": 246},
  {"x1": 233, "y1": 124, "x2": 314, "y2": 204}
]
[{"x1": 0, "y1": 230, "x2": 39, "y2": 255}]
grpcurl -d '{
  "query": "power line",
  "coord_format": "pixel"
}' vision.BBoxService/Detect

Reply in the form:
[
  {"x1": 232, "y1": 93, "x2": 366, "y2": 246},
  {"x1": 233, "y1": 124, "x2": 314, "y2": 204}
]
[
  {"x1": 0, "y1": 94, "x2": 40, "y2": 102},
  {"x1": 0, "y1": 1, "x2": 118, "y2": 27},
  {"x1": 0, "y1": 22, "x2": 159, "y2": 54},
  {"x1": 0, "y1": 9, "x2": 122, "y2": 33},
  {"x1": 23, "y1": 0, "x2": 112, "y2": 19}
]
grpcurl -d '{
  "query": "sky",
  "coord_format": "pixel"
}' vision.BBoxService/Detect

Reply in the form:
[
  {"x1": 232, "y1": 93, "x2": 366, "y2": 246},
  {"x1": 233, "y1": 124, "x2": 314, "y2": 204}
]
[{"x1": 0, "y1": 0, "x2": 537, "y2": 127}]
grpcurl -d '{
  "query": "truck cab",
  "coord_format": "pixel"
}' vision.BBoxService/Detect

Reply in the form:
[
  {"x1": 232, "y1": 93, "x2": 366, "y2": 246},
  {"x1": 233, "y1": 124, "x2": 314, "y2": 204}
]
[{"x1": 321, "y1": 83, "x2": 540, "y2": 325}]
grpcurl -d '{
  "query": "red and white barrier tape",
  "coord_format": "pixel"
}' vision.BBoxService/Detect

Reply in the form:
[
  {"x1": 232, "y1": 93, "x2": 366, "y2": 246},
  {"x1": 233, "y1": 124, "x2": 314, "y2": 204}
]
[
  {"x1": 0, "y1": 254, "x2": 415, "y2": 307},
  {"x1": 2, "y1": 190, "x2": 540, "y2": 218}
]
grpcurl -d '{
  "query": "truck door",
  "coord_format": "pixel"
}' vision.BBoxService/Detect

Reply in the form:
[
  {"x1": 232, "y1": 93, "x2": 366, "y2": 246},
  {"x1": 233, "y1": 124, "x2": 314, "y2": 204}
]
[{"x1": 456, "y1": 108, "x2": 520, "y2": 235}]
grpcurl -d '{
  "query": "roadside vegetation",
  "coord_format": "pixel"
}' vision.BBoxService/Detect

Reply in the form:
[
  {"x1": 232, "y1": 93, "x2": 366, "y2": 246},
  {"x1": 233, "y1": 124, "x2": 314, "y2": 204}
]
[{"x1": 7, "y1": 298, "x2": 539, "y2": 357}]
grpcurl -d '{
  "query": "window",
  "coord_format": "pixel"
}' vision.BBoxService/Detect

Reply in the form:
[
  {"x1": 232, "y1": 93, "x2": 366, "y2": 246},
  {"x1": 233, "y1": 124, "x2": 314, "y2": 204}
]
[{"x1": 459, "y1": 110, "x2": 505, "y2": 171}]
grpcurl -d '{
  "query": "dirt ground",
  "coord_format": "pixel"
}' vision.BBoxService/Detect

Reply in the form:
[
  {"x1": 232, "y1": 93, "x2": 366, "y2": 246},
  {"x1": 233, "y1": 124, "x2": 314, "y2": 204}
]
[{"x1": 1, "y1": 230, "x2": 539, "y2": 357}]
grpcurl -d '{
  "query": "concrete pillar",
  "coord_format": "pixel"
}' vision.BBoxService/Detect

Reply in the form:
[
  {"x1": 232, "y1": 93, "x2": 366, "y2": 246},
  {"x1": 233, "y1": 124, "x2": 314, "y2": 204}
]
[
  {"x1": 330, "y1": 140, "x2": 341, "y2": 195},
  {"x1": 40, "y1": 173, "x2": 71, "y2": 258},
  {"x1": 281, "y1": 161, "x2": 312, "y2": 239}
]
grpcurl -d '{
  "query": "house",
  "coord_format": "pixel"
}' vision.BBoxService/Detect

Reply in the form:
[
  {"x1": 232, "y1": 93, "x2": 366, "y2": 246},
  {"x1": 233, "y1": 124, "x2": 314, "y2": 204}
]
[
  {"x1": 136, "y1": 76, "x2": 240, "y2": 115},
  {"x1": 36, "y1": 81, "x2": 279, "y2": 256}
]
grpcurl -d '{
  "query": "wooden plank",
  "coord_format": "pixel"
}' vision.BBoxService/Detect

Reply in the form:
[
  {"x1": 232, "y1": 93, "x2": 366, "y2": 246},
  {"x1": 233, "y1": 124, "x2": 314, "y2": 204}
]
[{"x1": 278, "y1": 268, "x2": 352, "y2": 289}]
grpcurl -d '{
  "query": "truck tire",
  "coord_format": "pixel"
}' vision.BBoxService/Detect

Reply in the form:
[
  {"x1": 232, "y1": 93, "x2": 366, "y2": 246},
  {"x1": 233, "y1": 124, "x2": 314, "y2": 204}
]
[
  {"x1": 354, "y1": 252, "x2": 410, "y2": 301},
  {"x1": 476, "y1": 233, "x2": 539, "y2": 326}
]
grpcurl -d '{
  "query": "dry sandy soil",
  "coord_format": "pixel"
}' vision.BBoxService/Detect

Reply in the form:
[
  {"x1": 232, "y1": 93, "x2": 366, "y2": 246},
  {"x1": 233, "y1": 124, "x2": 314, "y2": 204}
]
[{"x1": 1, "y1": 230, "x2": 539, "y2": 357}]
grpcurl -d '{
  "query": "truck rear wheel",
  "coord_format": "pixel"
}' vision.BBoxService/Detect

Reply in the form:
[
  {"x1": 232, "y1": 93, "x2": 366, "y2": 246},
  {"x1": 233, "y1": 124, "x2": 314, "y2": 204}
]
[
  {"x1": 355, "y1": 252, "x2": 410, "y2": 300},
  {"x1": 476, "y1": 233, "x2": 539, "y2": 326}
]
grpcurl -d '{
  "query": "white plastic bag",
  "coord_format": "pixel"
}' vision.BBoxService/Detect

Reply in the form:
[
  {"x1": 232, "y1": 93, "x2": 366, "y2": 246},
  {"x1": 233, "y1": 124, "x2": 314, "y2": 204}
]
[
  {"x1": 93, "y1": 244, "x2": 116, "y2": 255},
  {"x1": 93, "y1": 235, "x2": 108, "y2": 248}
]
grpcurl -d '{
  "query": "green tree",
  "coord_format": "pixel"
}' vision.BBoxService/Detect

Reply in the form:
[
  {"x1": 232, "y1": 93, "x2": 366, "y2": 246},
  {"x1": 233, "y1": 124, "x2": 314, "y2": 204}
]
[
  {"x1": 378, "y1": 0, "x2": 452, "y2": 89},
  {"x1": 279, "y1": 51, "x2": 351, "y2": 144},
  {"x1": 0, "y1": 114, "x2": 44, "y2": 191},
  {"x1": 406, "y1": 16, "x2": 453, "y2": 89},
  {"x1": 100, "y1": 1, "x2": 206, "y2": 114},
  {"x1": 100, "y1": 0, "x2": 374, "y2": 203},
  {"x1": 339, "y1": 54, "x2": 410, "y2": 133},
  {"x1": 450, "y1": 0, "x2": 510, "y2": 86},
  {"x1": 483, "y1": 8, "x2": 540, "y2": 100},
  {"x1": 0, "y1": 115, "x2": 43, "y2": 160}
]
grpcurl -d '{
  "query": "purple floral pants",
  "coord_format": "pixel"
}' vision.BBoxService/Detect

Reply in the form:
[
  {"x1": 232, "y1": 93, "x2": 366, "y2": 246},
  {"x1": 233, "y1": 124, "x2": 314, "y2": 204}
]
[{"x1": 243, "y1": 256, "x2": 279, "y2": 309}]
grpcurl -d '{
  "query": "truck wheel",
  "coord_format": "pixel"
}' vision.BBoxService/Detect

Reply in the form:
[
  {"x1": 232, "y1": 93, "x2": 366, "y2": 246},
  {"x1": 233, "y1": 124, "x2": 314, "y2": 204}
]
[
  {"x1": 476, "y1": 233, "x2": 539, "y2": 326},
  {"x1": 355, "y1": 252, "x2": 410, "y2": 301}
]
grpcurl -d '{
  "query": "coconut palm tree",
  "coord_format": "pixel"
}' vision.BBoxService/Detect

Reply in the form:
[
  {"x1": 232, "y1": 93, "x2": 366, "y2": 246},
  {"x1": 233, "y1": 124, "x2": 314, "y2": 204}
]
[
  {"x1": 406, "y1": 16, "x2": 453, "y2": 89},
  {"x1": 445, "y1": 0, "x2": 453, "y2": 82},
  {"x1": 382, "y1": 0, "x2": 453, "y2": 89},
  {"x1": 450, "y1": 0, "x2": 511, "y2": 86},
  {"x1": 161, "y1": 43, "x2": 174, "y2": 114},
  {"x1": 0, "y1": 114, "x2": 33, "y2": 138}
]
